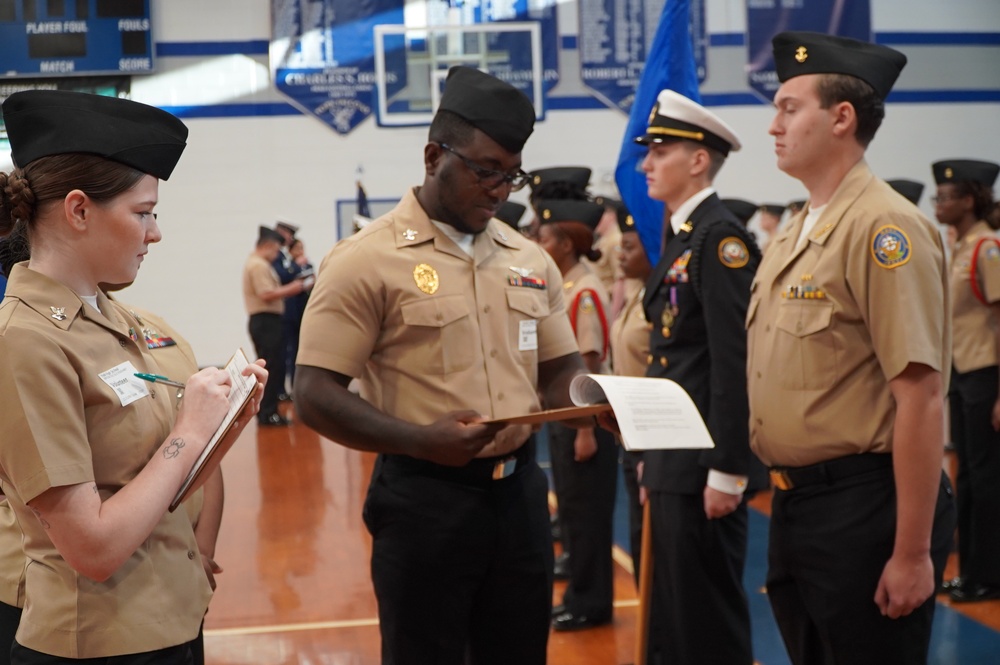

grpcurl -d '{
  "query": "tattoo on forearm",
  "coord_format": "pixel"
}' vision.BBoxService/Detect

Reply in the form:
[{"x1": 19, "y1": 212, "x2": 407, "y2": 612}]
[
  {"x1": 163, "y1": 437, "x2": 185, "y2": 459},
  {"x1": 29, "y1": 507, "x2": 50, "y2": 529}
]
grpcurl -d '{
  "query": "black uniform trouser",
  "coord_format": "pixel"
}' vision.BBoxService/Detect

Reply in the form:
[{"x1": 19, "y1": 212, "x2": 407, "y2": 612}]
[
  {"x1": 767, "y1": 462, "x2": 955, "y2": 665},
  {"x1": 363, "y1": 441, "x2": 552, "y2": 665},
  {"x1": 547, "y1": 422, "x2": 618, "y2": 617},
  {"x1": 646, "y1": 492, "x2": 752, "y2": 665},
  {"x1": 248, "y1": 313, "x2": 284, "y2": 420},
  {"x1": 12, "y1": 641, "x2": 193, "y2": 665},
  {"x1": 620, "y1": 449, "x2": 644, "y2": 587},
  {"x1": 0, "y1": 601, "x2": 19, "y2": 665},
  {"x1": 950, "y1": 365, "x2": 1000, "y2": 585}
]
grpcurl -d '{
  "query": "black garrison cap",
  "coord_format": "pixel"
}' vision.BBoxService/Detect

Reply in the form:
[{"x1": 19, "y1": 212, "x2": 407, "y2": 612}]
[
  {"x1": 788, "y1": 199, "x2": 807, "y2": 213},
  {"x1": 530, "y1": 166, "x2": 592, "y2": 192},
  {"x1": 886, "y1": 179, "x2": 925, "y2": 204},
  {"x1": 759, "y1": 203, "x2": 787, "y2": 217},
  {"x1": 495, "y1": 201, "x2": 527, "y2": 228},
  {"x1": 613, "y1": 201, "x2": 637, "y2": 234},
  {"x1": 258, "y1": 225, "x2": 284, "y2": 244},
  {"x1": 722, "y1": 198, "x2": 758, "y2": 226},
  {"x1": 536, "y1": 199, "x2": 605, "y2": 231},
  {"x1": 2, "y1": 90, "x2": 188, "y2": 180},
  {"x1": 932, "y1": 160, "x2": 1000, "y2": 188},
  {"x1": 438, "y1": 66, "x2": 535, "y2": 154},
  {"x1": 772, "y1": 31, "x2": 907, "y2": 100}
]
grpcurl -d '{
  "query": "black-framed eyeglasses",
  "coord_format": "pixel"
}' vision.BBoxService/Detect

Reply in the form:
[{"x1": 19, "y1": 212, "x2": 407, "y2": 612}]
[
  {"x1": 439, "y1": 143, "x2": 530, "y2": 192},
  {"x1": 930, "y1": 195, "x2": 960, "y2": 204}
]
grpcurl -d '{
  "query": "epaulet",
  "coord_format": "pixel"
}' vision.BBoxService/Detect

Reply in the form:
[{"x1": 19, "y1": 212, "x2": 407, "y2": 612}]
[{"x1": 688, "y1": 220, "x2": 760, "y2": 302}]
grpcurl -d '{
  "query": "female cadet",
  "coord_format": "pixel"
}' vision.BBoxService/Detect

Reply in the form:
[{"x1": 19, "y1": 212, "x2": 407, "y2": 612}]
[
  {"x1": 607, "y1": 203, "x2": 652, "y2": 583},
  {"x1": 536, "y1": 198, "x2": 618, "y2": 631},
  {"x1": 932, "y1": 159, "x2": 1000, "y2": 603},
  {"x1": 0, "y1": 90, "x2": 266, "y2": 663}
]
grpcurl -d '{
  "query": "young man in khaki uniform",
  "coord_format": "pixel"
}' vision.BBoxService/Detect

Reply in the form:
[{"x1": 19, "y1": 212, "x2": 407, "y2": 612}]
[
  {"x1": 932, "y1": 159, "x2": 1000, "y2": 603},
  {"x1": 747, "y1": 32, "x2": 956, "y2": 664},
  {"x1": 295, "y1": 67, "x2": 586, "y2": 665},
  {"x1": 242, "y1": 225, "x2": 307, "y2": 426}
]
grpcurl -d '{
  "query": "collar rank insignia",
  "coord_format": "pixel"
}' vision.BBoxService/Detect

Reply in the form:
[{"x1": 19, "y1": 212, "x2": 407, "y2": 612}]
[
  {"x1": 403, "y1": 228, "x2": 418, "y2": 241},
  {"x1": 49, "y1": 306, "x2": 66, "y2": 321}
]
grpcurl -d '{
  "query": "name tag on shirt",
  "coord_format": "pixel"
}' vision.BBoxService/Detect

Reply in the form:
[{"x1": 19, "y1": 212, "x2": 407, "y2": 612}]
[
  {"x1": 519, "y1": 319, "x2": 538, "y2": 351},
  {"x1": 99, "y1": 361, "x2": 150, "y2": 407}
]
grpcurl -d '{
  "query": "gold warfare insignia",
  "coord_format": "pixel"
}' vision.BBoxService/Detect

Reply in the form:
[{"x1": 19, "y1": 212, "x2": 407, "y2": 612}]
[
  {"x1": 871, "y1": 225, "x2": 912, "y2": 269},
  {"x1": 413, "y1": 263, "x2": 439, "y2": 294},
  {"x1": 795, "y1": 46, "x2": 808, "y2": 63},
  {"x1": 718, "y1": 237, "x2": 750, "y2": 269}
]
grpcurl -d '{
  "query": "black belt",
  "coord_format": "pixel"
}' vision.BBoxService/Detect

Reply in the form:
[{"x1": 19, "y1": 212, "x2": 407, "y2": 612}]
[
  {"x1": 769, "y1": 453, "x2": 892, "y2": 491},
  {"x1": 381, "y1": 440, "x2": 534, "y2": 487}
]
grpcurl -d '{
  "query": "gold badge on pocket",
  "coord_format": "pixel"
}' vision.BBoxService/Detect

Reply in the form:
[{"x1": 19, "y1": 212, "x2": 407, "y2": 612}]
[{"x1": 413, "y1": 263, "x2": 440, "y2": 295}]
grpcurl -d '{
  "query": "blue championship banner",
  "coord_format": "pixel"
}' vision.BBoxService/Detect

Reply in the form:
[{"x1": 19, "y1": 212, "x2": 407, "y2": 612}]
[
  {"x1": 271, "y1": 0, "x2": 405, "y2": 135},
  {"x1": 746, "y1": 0, "x2": 871, "y2": 102},
  {"x1": 580, "y1": 0, "x2": 705, "y2": 115}
]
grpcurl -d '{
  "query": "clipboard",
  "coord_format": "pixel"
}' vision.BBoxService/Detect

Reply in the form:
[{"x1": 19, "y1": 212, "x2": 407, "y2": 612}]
[
  {"x1": 169, "y1": 349, "x2": 258, "y2": 511},
  {"x1": 484, "y1": 403, "x2": 612, "y2": 425}
]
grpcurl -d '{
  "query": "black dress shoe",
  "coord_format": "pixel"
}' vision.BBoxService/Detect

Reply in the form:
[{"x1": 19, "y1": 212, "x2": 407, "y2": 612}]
[
  {"x1": 551, "y1": 610, "x2": 611, "y2": 632},
  {"x1": 553, "y1": 552, "x2": 570, "y2": 580},
  {"x1": 259, "y1": 413, "x2": 290, "y2": 426},
  {"x1": 939, "y1": 576, "x2": 965, "y2": 594},
  {"x1": 950, "y1": 582, "x2": 1000, "y2": 603}
]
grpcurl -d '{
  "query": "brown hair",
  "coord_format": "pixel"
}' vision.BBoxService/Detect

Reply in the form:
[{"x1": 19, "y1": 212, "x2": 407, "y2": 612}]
[
  {"x1": 0, "y1": 153, "x2": 145, "y2": 237},
  {"x1": 815, "y1": 73, "x2": 885, "y2": 147},
  {"x1": 551, "y1": 221, "x2": 600, "y2": 262}
]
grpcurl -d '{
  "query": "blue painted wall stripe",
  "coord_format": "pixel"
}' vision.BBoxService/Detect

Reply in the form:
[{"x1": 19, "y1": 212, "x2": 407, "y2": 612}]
[
  {"x1": 156, "y1": 40, "x2": 270, "y2": 57},
  {"x1": 705, "y1": 32, "x2": 1000, "y2": 49}
]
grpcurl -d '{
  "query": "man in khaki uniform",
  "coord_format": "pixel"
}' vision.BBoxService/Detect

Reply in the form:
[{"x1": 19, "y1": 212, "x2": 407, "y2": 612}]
[
  {"x1": 932, "y1": 159, "x2": 1000, "y2": 603},
  {"x1": 295, "y1": 67, "x2": 586, "y2": 665},
  {"x1": 242, "y1": 225, "x2": 308, "y2": 426},
  {"x1": 747, "y1": 32, "x2": 956, "y2": 664}
]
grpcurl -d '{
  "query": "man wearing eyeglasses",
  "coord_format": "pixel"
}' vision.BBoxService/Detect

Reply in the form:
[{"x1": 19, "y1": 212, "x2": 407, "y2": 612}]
[{"x1": 294, "y1": 66, "x2": 587, "y2": 665}]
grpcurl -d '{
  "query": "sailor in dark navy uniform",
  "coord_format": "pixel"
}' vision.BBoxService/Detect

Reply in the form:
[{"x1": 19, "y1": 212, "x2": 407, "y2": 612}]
[{"x1": 636, "y1": 89, "x2": 766, "y2": 665}]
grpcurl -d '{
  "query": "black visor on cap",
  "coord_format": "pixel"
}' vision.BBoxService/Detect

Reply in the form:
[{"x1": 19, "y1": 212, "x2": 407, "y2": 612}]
[
  {"x1": 2, "y1": 90, "x2": 188, "y2": 180},
  {"x1": 437, "y1": 66, "x2": 535, "y2": 154},
  {"x1": 771, "y1": 31, "x2": 907, "y2": 100}
]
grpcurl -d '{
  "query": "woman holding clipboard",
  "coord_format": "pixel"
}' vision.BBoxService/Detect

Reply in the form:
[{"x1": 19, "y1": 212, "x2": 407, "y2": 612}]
[{"x1": 0, "y1": 90, "x2": 266, "y2": 664}]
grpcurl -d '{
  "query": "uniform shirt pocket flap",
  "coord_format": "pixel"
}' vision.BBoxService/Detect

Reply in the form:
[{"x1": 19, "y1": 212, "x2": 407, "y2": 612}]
[
  {"x1": 775, "y1": 300, "x2": 833, "y2": 338},
  {"x1": 506, "y1": 289, "x2": 550, "y2": 318},
  {"x1": 400, "y1": 295, "x2": 469, "y2": 328}
]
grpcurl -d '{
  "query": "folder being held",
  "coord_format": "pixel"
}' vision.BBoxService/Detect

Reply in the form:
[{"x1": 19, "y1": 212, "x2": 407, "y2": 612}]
[
  {"x1": 488, "y1": 375, "x2": 714, "y2": 452},
  {"x1": 170, "y1": 349, "x2": 259, "y2": 511}
]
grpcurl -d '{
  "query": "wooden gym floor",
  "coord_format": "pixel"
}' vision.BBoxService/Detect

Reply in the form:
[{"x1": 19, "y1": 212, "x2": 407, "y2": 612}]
[{"x1": 202, "y1": 402, "x2": 1000, "y2": 664}]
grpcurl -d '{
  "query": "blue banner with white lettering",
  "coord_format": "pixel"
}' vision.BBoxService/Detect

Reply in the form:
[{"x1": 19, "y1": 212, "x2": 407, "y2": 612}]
[
  {"x1": 580, "y1": 0, "x2": 705, "y2": 115},
  {"x1": 614, "y1": 0, "x2": 701, "y2": 266},
  {"x1": 746, "y1": 0, "x2": 871, "y2": 102},
  {"x1": 271, "y1": 0, "x2": 405, "y2": 135}
]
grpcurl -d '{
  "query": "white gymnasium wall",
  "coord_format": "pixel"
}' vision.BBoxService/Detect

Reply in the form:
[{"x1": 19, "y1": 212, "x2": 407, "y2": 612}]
[{"x1": 46, "y1": 0, "x2": 1000, "y2": 365}]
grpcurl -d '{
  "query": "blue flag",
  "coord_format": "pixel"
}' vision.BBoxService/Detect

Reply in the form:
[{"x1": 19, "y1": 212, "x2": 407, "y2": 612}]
[{"x1": 614, "y1": 0, "x2": 701, "y2": 266}]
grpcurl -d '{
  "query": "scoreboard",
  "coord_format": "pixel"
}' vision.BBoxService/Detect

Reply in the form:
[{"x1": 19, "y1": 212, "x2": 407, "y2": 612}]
[{"x1": 0, "y1": 0, "x2": 152, "y2": 78}]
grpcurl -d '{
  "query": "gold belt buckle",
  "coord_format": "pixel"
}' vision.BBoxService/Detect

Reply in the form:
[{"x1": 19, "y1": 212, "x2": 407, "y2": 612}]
[
  {"x1": 492, "y1": 456, "x2": 517, "y2": 480},
  {"x1": 770, "y1": 469, "x2": 794, "y2": 491}
]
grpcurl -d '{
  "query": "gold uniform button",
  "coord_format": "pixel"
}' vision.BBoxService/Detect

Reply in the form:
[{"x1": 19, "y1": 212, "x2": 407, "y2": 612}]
[
  {"x1": 756, "y1": 371, "x2": 762, "y2": 379},
  {"x1": 765, "y1": 324, "x2": 771, "y2": 332},
  {"x1": 119, "y1": 339, "x2": 127, "y2": 347},
  {"x1": 756, "y1": 418, "x2": 763, "y2": 426},
  {"x1": 436, "y1": 313, "x2": 443, "y2": 321},
  {"x1": 532, "y1": 305, "x2": 538, "y2": 313},
  {"x1": 484, "y1": 304, "x2": 491, "y2": 313},
  {"x1": 187, "y1": 550, "x2": 196, "y2": 560},
  {"x1": 490, "y1": 349, "x2": 498, "y2": 358},
  {"x1": 497, "y1": 392, "x2": 505, "y2": 401}
]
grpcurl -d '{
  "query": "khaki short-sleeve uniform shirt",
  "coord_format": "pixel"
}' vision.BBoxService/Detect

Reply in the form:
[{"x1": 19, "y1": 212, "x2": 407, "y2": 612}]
[
  {"x1": 950, "y1": 221, "x2": 1000, "y2": 373},
  {"x1": 610, "y1": 278, "x2": 651, "y2": 378},
  {"x1": 297, "y1": 188, "x2": 579, "y2": 458},
  {"x1": 0, "y1": 265, "x2": 212, "y2": 658},
  {"x1": 582, "y1": 225, "x2": 623, "y2": 293},
  {"x1": 243, "y1": 254, "x2": 283, "y2": 315},
  {"x1": 563, "y1": 261, "x2": 610, "y2": 372},
  {"x1": 747, "y1": 161, "x2": 950, "y2": 467},
  {"x1": 0, "y1": 301, "x2": 207, "y2": 611}
]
